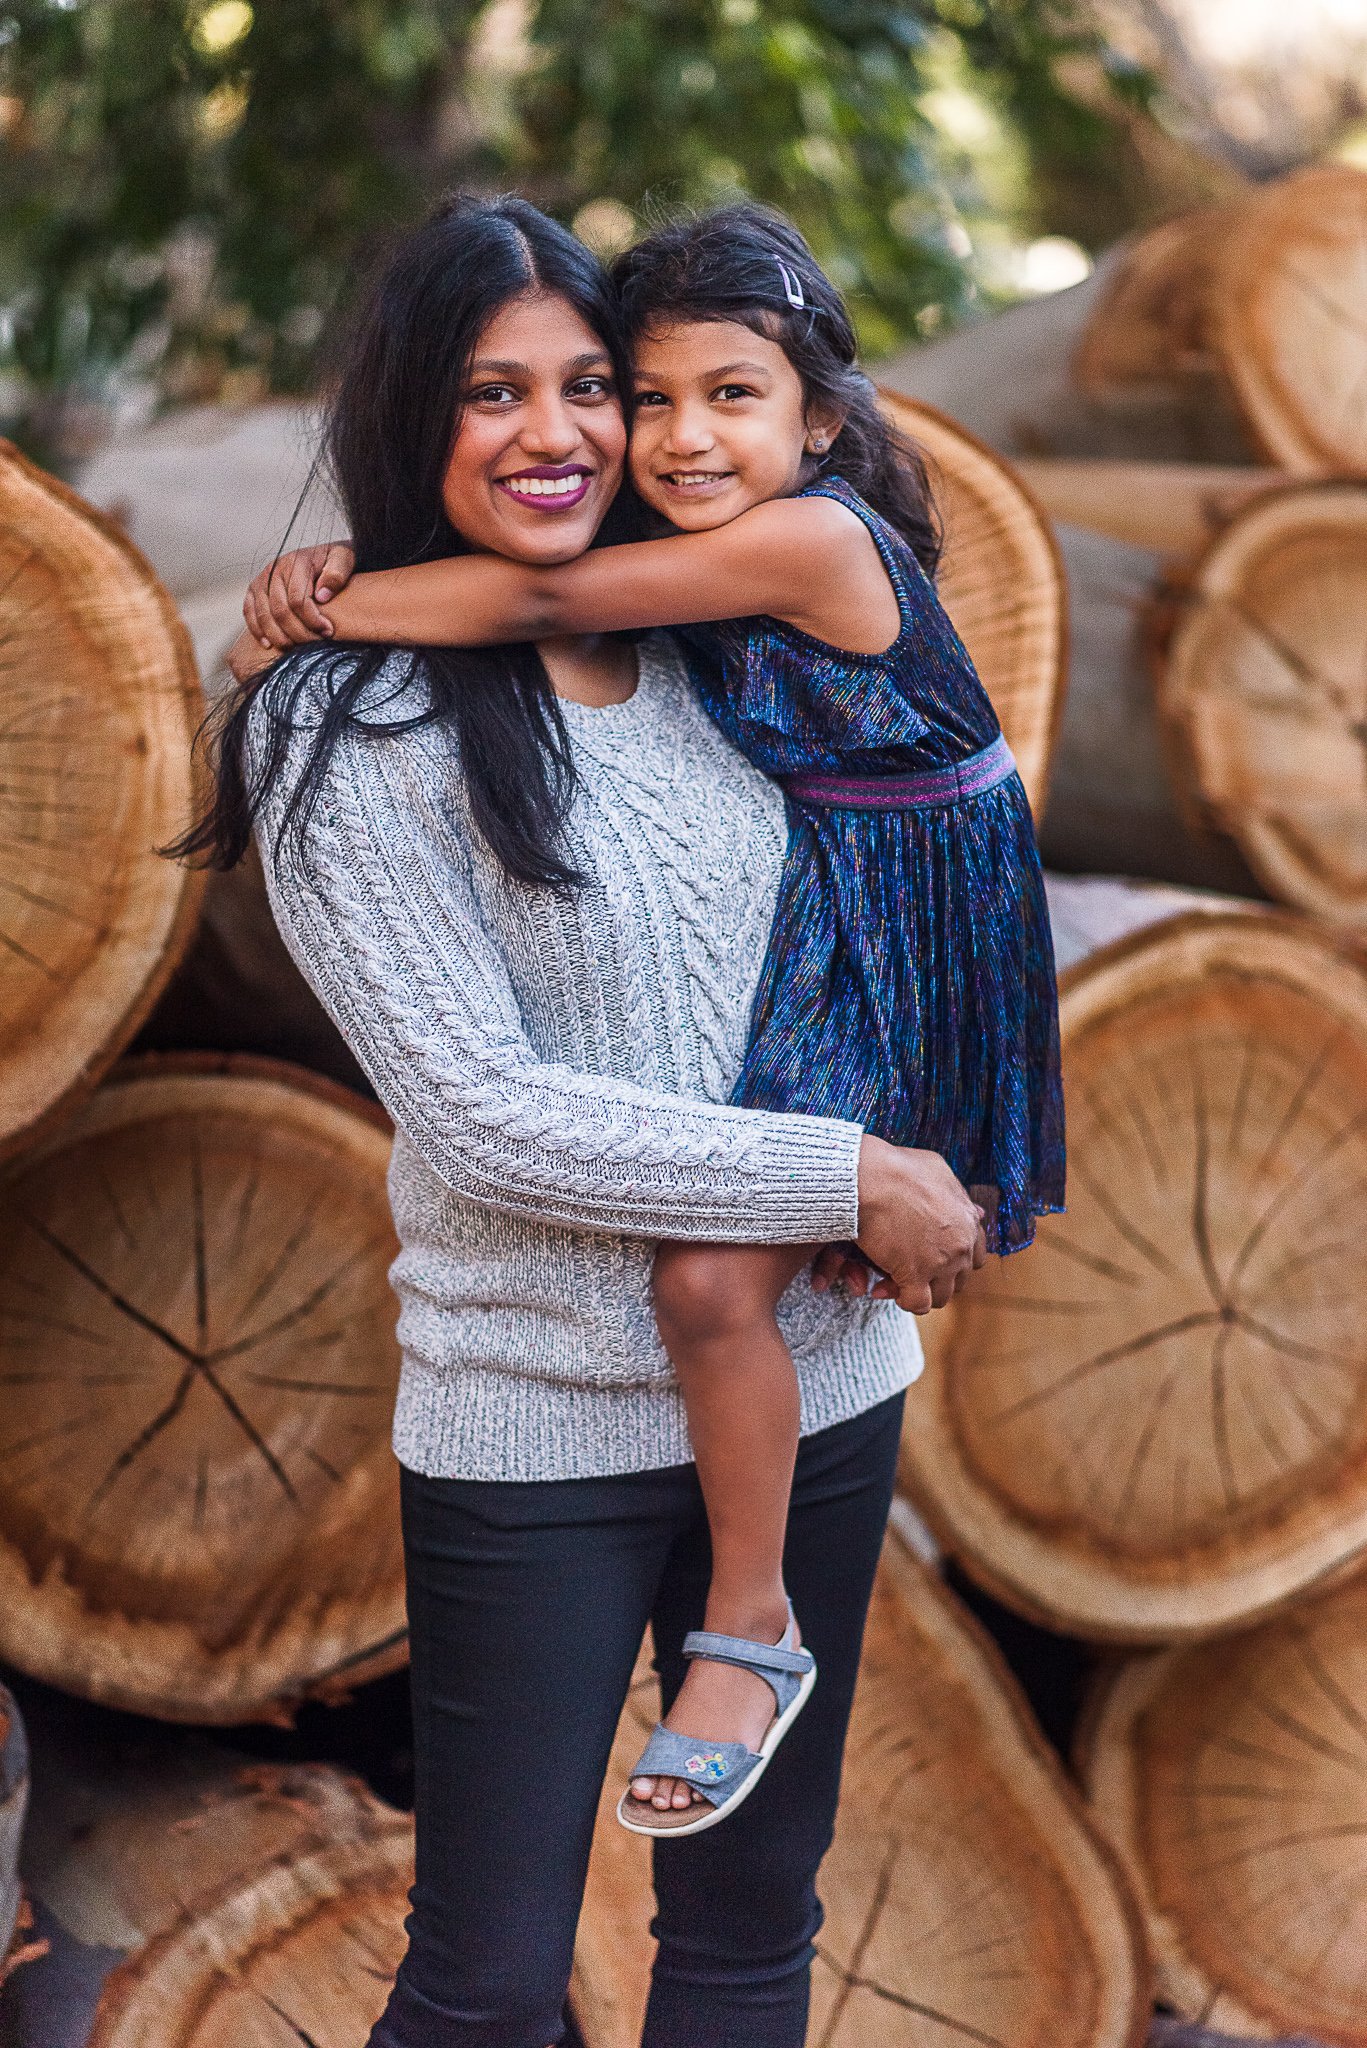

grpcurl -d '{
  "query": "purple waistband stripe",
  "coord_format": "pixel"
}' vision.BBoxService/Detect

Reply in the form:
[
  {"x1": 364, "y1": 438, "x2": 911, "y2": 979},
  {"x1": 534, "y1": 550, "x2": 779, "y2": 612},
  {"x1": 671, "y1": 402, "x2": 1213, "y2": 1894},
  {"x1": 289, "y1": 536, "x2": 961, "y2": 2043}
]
[{"x1": 780, "y1": 734, "x2": 1019, "y2": 811}]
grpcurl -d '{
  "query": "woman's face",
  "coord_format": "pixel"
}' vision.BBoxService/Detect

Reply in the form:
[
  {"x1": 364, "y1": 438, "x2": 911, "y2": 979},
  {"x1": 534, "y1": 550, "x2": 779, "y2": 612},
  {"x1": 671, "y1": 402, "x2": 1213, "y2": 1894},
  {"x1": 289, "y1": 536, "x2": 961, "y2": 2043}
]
[{"x1": 441, "y1": 289, "x2": 627, "y2": 564}]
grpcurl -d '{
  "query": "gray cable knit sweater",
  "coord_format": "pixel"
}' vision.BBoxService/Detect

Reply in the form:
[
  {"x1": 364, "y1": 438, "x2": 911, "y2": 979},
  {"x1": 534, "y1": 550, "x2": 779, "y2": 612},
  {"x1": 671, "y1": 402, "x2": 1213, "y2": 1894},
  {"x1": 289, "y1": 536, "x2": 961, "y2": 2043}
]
[{"x1": 252, "y1": 631, "x2": 921, "y2": 1481}]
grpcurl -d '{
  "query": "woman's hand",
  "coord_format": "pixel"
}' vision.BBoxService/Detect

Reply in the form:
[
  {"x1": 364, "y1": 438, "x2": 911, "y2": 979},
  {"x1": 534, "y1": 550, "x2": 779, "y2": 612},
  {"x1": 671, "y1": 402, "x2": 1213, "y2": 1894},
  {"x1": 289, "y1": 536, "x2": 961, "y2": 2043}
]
[
  {"x1": 244, "y1": 541, "x2": 356, "y2": 649},
  {"x1": 852, "y1": 1136, "x2": 987, "y2": 1314}
]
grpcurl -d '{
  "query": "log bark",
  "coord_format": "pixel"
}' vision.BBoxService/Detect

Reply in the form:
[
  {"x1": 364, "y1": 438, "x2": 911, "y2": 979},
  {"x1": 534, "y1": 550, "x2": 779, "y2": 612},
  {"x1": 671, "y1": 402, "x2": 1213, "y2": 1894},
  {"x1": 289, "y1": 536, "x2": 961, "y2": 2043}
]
[
  {"x1": 1015, "y1": 460, "x2": 1286, "y2": 561},
  {"x1": 879, "y1": 393, "x2": 1067, "y2": 816},
  {"x1": 1082, "y1": 1573, "x2": 1367, "y2": 2043},
  {"x1": 1156, "y1": 482, "x2": 1367, "y2": 929},
  {"x1": 0, "y1": 1053, "x2": 406, "y2": 1724},
  {"x1": 899, "y1": 909, "x2": 1367, "y2": 1642},
  {"x1": 0, "y1": 442, "x2": 205, "y2": 1160},
  {"x1": 573, "y1": 1528, "x2": 1148, "y2": 2048}
]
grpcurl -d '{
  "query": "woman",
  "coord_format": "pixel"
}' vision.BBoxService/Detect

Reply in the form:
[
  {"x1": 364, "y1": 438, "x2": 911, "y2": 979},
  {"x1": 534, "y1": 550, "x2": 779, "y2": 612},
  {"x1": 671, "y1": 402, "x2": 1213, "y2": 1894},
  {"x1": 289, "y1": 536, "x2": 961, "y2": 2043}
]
[{"x1": 204, "y1": 193, "x2": 984, "y2": 2048}]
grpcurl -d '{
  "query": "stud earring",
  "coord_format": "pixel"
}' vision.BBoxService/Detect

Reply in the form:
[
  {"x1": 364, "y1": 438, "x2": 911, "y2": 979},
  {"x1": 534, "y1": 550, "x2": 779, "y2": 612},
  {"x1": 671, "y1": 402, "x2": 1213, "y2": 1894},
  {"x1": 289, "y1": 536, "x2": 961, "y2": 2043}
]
[{"x1": 811, "y1": 436, "x2": 826, "y2": 452}]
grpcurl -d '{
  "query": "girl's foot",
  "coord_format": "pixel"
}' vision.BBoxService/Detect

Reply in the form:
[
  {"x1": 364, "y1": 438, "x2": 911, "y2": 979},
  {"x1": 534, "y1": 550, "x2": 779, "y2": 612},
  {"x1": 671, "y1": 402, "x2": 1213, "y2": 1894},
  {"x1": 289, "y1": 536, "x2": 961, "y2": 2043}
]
[{"x1": 630, "y1": 1598, "x2": 795, "y2": 1812}]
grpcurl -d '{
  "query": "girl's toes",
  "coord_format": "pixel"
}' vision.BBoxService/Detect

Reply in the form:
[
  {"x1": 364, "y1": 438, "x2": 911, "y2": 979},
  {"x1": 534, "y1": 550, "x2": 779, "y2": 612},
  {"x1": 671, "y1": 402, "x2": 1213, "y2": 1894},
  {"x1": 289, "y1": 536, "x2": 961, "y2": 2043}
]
[
  {"x1": 630, "y1": 1776, "x2": 655, "y2": 1803},
  {"x1": 671, "y1": 1778, "x2": 694, "y2": 1809},
  {"x1": 652, "y1": 1775, "x2": 677, "y2": 1809}
]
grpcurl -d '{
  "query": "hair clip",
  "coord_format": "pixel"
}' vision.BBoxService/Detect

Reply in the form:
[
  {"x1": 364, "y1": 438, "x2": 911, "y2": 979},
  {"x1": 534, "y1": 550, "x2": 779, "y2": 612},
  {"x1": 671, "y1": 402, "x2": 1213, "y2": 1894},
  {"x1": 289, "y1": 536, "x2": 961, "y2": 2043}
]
[{"x1": 774, "y1": 258, "x2": 806, "y2": 310}]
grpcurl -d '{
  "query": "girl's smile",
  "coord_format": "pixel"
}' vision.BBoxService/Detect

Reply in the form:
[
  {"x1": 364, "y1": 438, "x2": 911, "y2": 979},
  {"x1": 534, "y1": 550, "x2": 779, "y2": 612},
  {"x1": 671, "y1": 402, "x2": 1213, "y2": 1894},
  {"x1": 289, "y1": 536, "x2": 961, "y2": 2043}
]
[{"x1": 629, "y1": 319, "x2": 839, "y2": 531}]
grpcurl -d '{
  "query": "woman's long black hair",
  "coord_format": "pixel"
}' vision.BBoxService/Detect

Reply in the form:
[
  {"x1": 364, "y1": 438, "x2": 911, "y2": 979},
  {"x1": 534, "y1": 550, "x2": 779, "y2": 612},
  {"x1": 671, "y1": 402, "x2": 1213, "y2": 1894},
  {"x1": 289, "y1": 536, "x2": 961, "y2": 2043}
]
[
  {"x1": 611, "y1": 203, "x2": 941, "y2": 578},
  {"x1": 173, "y1": 192, "x2": 635, "y2": 889}
]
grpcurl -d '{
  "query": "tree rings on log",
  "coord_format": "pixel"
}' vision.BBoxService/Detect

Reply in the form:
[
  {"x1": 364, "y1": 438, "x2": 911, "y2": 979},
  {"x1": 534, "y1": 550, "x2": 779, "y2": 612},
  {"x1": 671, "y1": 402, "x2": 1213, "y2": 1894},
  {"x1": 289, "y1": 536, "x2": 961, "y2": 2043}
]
[
  {"x1": 0, "y1": 1053, "x2": 404, "y2": 1723},
  {"x1": 900, "y1": 910, "x2": 1367, "y2": 1642},
  {"x1": 574, "y1": 1533, "x2": 1147, "y2": 2048},
  {"x1": 0, "y1": 443, "x2": 204, "y2": 1158},
  {"x1": 1073, "y1": 208, "x2": 1234, "y2": 401},
  {"x1": 1158, "y1": 482, "x2": 1367, "y2": 927},
  {"x1": 1081, "y1": 1571, "x2": 1367, "y2": 2044},
  {"x1": 56, "y1": 1761, "x2": 412, "y2": 2048},
  {"x1": 1208, "y1": 163, "x2": 1367, "y2": 475},
  {"x1": 878, "y1": 391, "x2": 1067, "y2": 816}
]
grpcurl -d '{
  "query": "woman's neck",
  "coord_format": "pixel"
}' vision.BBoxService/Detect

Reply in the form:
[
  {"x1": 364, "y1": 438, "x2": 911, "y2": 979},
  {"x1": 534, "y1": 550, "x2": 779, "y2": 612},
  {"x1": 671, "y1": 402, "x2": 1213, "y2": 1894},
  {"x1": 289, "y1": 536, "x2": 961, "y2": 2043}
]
[{"x1": 538, "y1": 632, "x2": 639, "y2": 707}]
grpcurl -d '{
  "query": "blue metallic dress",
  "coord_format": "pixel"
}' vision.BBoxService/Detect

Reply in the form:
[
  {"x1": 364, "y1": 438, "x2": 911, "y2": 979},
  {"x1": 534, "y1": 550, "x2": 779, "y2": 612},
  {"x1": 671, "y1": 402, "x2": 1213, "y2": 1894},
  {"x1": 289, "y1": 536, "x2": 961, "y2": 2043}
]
[{"x1": 685, "y1": 475, "x2": 1064, "y2": 1255}]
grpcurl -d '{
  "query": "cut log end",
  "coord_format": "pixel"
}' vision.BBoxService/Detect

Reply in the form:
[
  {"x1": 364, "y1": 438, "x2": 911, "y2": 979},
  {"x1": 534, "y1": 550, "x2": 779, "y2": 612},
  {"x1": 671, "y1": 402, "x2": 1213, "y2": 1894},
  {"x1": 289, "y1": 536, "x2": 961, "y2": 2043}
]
[
  {"x1": 0, "y1": 1054, "x2": 405, "y2": 1723},
  {"x1": 1159, "y1": 482, "x2": 1367, "y2": 928},
  {"x1": 1084, "y1": 1572, "x2": 1367, "y2": 2045},
  {"x1": 877, "y1": 391, "x2": 1067, "y2": 816},
  {"x1": 902, "y1": 910, "x2": 1367, "y2": 1642},
  {"x1": 0, "y1": 442, "x2": 205, "y2": 1157}
]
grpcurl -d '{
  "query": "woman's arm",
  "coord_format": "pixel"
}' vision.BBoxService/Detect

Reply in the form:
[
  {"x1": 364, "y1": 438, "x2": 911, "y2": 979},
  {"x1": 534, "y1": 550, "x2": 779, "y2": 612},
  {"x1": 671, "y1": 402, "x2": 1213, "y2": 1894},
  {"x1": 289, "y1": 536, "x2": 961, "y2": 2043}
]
[
  {"x1": 250, "y1": 667, "x2": 867, "y2": 1244},
  {"x1": 315, "y1": 496, "x2": 889, "y2": 649}
]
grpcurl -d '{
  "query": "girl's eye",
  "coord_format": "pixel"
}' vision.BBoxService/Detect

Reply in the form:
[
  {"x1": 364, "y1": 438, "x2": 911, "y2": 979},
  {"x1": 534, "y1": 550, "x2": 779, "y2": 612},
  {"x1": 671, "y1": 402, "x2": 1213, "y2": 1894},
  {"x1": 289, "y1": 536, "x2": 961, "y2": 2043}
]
[{"x1": 716, "y1": 384, "x2": 756, "y2": 402}]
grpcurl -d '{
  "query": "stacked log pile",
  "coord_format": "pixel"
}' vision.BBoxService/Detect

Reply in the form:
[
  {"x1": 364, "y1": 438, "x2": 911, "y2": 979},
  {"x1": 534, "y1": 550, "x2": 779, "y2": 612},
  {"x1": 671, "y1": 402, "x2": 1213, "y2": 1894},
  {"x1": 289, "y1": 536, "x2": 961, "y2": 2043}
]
[
  {"x1": 890, "y1": 159, "x2": 1367, "y2": 2048},
  {"x1": 4, "y1": 160, "x2": 1365, "y2": 2040}
]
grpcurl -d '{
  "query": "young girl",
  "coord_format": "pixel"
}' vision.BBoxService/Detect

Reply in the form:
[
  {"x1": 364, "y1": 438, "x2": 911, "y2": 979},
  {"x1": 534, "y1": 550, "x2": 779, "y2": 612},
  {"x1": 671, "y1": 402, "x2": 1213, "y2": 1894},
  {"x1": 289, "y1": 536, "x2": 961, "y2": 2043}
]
[{"x1": 240, "y1": 202, "x2": 1063, "y2": 1840}]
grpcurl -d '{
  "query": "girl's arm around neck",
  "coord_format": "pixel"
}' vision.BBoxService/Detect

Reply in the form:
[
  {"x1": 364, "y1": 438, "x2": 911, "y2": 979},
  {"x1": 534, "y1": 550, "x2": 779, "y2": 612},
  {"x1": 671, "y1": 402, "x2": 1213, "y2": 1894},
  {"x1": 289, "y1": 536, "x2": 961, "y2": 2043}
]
[{"x1": 320, "y1": 496, "x2": 897, "y2": 652}]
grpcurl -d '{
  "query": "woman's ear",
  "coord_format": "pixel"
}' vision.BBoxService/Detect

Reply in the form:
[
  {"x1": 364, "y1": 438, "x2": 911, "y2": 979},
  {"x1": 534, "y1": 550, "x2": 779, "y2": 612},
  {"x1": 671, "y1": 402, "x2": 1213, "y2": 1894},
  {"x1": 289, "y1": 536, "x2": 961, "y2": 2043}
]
[{"x1": 804, "y1": 404, "x2": 847, "y2": 458}]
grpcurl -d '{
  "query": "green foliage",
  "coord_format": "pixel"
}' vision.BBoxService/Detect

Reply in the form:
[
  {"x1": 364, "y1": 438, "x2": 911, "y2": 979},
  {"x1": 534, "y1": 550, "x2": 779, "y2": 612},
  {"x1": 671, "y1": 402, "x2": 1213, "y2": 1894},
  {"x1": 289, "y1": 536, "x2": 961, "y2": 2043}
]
[
  {"x1": 514, "y1": 1, "x2": 969, "y2": 358},
  {"x1": 0, "y1": 0, "x2": 478, "y2": 460},
  {"x1": 0, "y1": 0, "x2": 1154, "y2": 462}
]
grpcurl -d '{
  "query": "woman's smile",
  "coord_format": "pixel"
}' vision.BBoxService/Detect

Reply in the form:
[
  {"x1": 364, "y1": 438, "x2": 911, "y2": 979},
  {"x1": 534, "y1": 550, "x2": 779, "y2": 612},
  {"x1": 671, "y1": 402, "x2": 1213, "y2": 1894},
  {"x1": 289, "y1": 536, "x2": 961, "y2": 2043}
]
[
  {"x1": 442, "y1": 288, "x2": 627, "y2": 564},
  {"x1": 495, "y1": 461, "x2": 595, "y2": 507}
]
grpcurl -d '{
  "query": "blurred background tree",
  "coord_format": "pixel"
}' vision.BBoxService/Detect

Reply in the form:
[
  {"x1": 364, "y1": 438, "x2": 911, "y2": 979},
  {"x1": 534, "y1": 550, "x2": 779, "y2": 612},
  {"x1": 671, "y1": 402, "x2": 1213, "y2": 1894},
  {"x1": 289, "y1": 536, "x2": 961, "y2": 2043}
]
[{"x1": 2, "y1": 0, "x2": 1363, "y2": 467}]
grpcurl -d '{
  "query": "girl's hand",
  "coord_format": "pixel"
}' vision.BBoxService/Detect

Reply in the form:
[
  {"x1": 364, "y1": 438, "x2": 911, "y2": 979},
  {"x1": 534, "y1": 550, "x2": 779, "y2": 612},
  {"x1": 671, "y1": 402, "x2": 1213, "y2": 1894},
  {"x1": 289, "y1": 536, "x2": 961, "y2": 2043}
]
[
  {"x1": 244, "y1": 541, "x2": 356, "y2": 649},
  {"x1": 227, "y1": 628, "x2": 279, "y2": 685},
  {"x1": 810, "y1": 1246, "x2": 896, "y2": 1298},
  {"x1": 854, "y1": 1136, "x2": 987, "y2": 1314}
]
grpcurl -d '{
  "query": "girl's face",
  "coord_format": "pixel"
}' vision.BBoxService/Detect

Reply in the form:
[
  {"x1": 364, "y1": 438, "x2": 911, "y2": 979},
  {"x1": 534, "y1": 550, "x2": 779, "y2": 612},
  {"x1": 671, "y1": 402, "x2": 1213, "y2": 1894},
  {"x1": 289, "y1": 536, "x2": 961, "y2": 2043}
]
[
  {"x1": 628, "y1": 318, "x2": 841, "y2": 530},
  {"x1": 441, "y1": 290, "x2": 627, "y2": 563}
]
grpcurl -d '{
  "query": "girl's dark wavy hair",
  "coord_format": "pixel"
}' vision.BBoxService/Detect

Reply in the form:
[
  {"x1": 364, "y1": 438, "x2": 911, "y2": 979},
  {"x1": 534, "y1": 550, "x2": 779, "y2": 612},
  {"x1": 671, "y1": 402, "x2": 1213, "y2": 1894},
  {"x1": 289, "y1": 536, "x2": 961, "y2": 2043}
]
[
  {"x1": 611, "y1": 202, "x2": 941, "y2": 578},
  {"x1": 170, "y1": 192, "x2": 636, "y2": 889}
]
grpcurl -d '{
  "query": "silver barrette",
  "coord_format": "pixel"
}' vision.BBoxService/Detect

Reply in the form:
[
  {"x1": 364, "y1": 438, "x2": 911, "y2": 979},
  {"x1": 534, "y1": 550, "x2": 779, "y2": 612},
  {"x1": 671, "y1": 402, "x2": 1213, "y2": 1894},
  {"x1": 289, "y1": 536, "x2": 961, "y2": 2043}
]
[{"x1": 774, "y1": 258, "x2": 806, "y2": 309}]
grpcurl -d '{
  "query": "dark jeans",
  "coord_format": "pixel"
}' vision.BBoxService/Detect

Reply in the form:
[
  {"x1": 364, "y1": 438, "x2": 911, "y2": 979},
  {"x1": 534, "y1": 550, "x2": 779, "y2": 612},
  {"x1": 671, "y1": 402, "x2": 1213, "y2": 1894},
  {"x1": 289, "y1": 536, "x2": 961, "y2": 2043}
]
[{"x1": 368, "y1": 1391, "x2": 905, "y2": 2048}]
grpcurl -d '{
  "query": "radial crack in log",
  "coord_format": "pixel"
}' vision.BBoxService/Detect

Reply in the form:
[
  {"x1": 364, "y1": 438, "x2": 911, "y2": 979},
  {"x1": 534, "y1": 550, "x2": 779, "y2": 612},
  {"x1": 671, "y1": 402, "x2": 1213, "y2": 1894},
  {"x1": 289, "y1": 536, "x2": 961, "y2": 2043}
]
[
  {"x1": 1082, "y1": 1571, "x2": 1367, "y2": 2043},
  {"x1": 570, "y1": 1531, "x2": 1147, "y2": 2048},
  {"x1": 0, "y1": 443, "x2": 204, "y2": 1157},
  {"x1": 1157, "y1": 483, "x2": 1367, "y2": 927},
  {"x1": 876, "y1": 393, "x2": 1066, "y2": 818},
  {"x1": 0, "y1": 1054, "x2": 405, "y2": 1723},
  {"x1": 900, "y1": 911, "x2": 1367, "y2": 1642}
]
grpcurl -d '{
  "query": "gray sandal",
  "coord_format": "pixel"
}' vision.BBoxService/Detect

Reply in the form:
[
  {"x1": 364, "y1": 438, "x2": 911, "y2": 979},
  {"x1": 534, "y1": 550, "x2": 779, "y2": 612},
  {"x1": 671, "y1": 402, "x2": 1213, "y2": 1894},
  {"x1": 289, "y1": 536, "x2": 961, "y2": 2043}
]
[{"x1": 617, "y1": 1608, "x2": 816, "y2": 1838}]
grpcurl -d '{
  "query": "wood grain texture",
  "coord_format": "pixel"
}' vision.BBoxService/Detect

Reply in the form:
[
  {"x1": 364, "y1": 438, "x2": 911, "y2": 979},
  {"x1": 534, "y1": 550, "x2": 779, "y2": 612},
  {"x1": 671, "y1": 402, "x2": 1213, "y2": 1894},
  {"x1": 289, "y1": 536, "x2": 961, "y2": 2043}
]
[
  {"x1": 1072, "y1": 209, "x2": 1235, "y2": 401},
  {"x1": 573, "y1": 1532, "x2": 1147, "y2": 2048},
  {"x1": 0, "y1": 1054, "x2": 405, "y2": 1723},
  {"x1": 1209, "y1": 165, "x2": 1367, "y2": 475},
  {"x1": 877, "y1": 391, "x2": 1067, "y2": 817},
  {"x1": 0, "y1": 442, "x2": 204, "y2": 1158},
  {"x1": 1158, "y1": 483, "x2": 1367, "y2": 927},
  {"x1": 900, "y1": 910, "x2": 1367, "y2": 1642},
  {"x1": 1083, "y1": 1573, "x2": 1367, "y2": 2044}
]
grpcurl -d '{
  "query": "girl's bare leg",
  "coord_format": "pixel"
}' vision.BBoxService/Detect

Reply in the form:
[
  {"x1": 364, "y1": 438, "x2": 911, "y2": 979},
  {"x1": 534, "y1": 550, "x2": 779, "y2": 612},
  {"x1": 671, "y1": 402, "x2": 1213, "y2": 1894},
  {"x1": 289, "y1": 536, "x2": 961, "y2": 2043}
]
[{"x1": 636, "y1": 1240, "x2": 813, "y2": 1812}]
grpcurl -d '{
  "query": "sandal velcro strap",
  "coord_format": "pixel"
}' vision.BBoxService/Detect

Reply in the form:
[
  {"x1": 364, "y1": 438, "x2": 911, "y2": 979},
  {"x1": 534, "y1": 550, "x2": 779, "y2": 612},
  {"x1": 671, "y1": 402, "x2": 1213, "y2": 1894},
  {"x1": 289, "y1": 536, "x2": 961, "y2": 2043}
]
[
  {"x1": 682, "y1": 1629, "x2": 814, "y2": 1678},
  {"x1": 627, "y1": 1725, "x2": 760, "y2": 1803}
]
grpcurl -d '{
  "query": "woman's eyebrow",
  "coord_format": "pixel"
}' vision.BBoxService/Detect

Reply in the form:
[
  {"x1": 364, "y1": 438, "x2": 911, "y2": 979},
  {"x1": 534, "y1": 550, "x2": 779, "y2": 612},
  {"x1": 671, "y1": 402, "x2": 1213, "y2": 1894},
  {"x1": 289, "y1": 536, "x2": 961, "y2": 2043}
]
[{"x1": 468, "y1": 350, "x2": 612, "y2": 377}]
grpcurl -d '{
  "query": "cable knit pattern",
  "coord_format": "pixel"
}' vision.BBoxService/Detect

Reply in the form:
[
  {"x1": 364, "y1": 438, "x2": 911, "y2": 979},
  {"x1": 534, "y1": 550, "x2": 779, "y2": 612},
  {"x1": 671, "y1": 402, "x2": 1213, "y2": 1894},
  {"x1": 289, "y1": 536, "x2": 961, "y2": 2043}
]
[{"x1": 249, "y1": 631, "x2": 921, "y2": 1480}]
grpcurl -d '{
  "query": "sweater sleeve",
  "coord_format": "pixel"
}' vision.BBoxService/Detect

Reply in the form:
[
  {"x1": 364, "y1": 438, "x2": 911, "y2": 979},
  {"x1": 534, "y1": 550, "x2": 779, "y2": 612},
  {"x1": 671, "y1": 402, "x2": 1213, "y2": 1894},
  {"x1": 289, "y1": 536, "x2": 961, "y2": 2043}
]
[{"x1": 249, "y1": 681, "x2": 864, "y2": 1243}]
